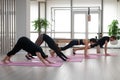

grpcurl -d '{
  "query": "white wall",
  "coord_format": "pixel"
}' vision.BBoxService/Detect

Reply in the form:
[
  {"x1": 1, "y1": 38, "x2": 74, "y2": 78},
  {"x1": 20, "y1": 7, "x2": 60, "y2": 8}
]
[
  {"x1": 103, "y1": 0, "x2": 120, "y2": 48},
  {"x1": 117, "y1": 0, "x2": 120, "y2": 23},
  {"x1": 73, "y1": 0, "x2": 101, "y2": 7},
  {"x1": 103, "y1": 0, "x2": 118, "y2": 32},
  {"x1": 16, "y1": 0, "x2": 30, "y2": 41}
]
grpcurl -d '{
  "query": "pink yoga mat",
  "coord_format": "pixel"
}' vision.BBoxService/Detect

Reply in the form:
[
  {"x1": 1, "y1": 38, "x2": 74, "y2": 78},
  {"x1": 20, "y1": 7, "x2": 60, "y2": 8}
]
[
  {"x1": 67, "y1": 55, "x2": 83, "y2": 62},
  {"x1": 96, "y1": 53, "x2": 117, "y2": 56},
  {"x1": 73, "y1": 54, "x2": 100, "y2": 59},
  {"x1": 0, "y1": 61, "x2": 63, "y2": 67},
  {"x1": 33, "y1": 56, "x2": 83, "y2": 62}
]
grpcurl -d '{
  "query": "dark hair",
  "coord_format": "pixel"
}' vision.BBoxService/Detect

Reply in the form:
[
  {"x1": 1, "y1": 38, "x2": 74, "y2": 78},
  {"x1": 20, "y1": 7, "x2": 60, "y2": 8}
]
[
  {"x1": 110, "y1": 36, "x2": 116, "y2": 40},
  {"x1": 90, "y1": 38, "x2": 97, "y2": 43}
]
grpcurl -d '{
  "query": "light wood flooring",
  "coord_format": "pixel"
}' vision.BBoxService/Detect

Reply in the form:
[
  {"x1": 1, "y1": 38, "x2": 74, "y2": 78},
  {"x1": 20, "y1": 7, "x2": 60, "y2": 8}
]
[{"x1": 0, "y1": 48, "x2": 120, "y2": 80}]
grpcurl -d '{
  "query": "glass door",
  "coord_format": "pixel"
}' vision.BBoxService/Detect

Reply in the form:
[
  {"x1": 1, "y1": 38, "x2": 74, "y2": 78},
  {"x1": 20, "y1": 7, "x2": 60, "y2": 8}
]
[
  {"x1": 72, "y1": 11, "x2": 100, "y2": 39},
  {"x1": 72, "y1": 11, "x2": 88, "y2": 39}
]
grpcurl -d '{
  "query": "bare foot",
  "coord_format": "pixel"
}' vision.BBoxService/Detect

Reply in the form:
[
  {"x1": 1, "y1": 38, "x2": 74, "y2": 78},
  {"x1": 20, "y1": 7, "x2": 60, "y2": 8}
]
[
  {"x1": 1, "y1": 60, "x2": 8, "y2": 64},
  {"x1": 8, "y1": 60, "x2": 12, "y2": 63}
]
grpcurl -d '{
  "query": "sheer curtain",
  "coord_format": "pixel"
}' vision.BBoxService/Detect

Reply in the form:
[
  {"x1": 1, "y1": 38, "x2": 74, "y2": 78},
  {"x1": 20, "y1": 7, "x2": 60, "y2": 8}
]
[{"x1": 0, "y1": 0, "x2": 16, "y2": 55}]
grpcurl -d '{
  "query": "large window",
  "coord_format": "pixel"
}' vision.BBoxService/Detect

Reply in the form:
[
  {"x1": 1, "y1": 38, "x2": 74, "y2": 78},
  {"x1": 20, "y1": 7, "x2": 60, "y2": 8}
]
[
  {"x1": 51, "y1": 7, "x2": 100, "y2": 39},
  {"x1": 52, "y1": 9, "x2": 71, "y2": 38},
  {"x1": 30, "y1": 0, "x2": 120, "y2": 48},
  {"x1": 30, "y1": 1, "x2": 38, "y2": 42},
  {"x1": 73, "y1": 11, "x2": 99, "y2": 39}
]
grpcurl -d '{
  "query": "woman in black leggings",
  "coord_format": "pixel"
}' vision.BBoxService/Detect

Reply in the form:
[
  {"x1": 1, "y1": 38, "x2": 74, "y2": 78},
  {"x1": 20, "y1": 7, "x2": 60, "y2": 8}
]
[
  {"x1": 60, "y1": 39, "x2": 91, "y2": 51},
  {"x1": 26, "y1": 34, "x2": 68, "y2": 61},
  {"x1": 2, "y1": 37, "x2": 52, "y2": 65},
  {"x1": 50, "y1": 38, "x2": 97, "y2": 58},
  {"x1": 72, "y1": 36, "x2": 117, "y2": 56}
]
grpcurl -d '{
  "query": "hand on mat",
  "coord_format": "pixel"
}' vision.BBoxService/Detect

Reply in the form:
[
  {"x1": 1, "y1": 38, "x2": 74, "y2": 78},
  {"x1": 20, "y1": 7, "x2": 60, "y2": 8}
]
[
  {"x1": 43, "y1": 63, "x2": 49, "y2": 66},
  {"x1": 44, "y1": 63, "x2": 53, "y2": 66},
  {"x1": 84, "y1": 55, "x2": 89, "y2": 59},
  {"x1": 49, "y1": 61, "x2": 56, "y2": 64}
]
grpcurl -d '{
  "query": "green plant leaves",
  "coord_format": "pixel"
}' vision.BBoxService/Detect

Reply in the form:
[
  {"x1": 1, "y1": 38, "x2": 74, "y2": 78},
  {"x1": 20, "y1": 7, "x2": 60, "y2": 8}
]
[
  {"x1": 108, "y1": 20, "x2": 120, "y2": 39},
  {"x1": 32, "y1": 18, "x2": 49, "y2": 32}
]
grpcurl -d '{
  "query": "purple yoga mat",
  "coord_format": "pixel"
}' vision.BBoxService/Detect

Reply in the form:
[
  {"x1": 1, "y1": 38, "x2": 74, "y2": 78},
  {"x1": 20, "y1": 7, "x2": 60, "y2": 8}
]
[
  {"x1": 33, "y1": 56, "x2": 83, "y2": 62},
  {"x1": 74, "y1": 53, "x2": 117, "y2": 59},
  {"x1": 0, "y1": 61, "x2": 63, "y2": 67},
  {"x1": 73, "y1": 54, "x2": 100, "y2": 59},
  {"x1": 96, "y1": 53, "x2": 117, "y2": 56},
  {"x1": 67, "y1": 55, "x2": 83, "y2": 62}
]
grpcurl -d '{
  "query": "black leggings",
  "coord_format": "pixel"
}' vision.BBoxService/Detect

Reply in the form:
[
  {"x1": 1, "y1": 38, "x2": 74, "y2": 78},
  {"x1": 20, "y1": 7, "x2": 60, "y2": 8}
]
[
  {"x1": 7, "y1": 37, "x2": 47, "y2": 59},
  {"x1": 42, "y1": 34, "x2": 68, "y2": 61},
  {"x1": 61, "y1": 39, "x2": 84, "y2": 50}
]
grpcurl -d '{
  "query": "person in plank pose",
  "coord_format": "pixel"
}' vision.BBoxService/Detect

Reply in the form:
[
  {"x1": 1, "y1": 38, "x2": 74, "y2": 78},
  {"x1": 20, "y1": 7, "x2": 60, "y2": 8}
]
[
  {"x1": 48, "y1": 38, "x2": 97, "y2": 58},
  {"x1": 73, "y1": 36, "x2": 117, "y2": 56}
]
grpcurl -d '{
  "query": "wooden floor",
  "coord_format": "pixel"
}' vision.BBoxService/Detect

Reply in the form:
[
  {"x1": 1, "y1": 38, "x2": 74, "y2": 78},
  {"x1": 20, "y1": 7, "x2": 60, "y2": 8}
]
[{"x1": 0, "y1": 48, "x2": 120, "y2": 80}]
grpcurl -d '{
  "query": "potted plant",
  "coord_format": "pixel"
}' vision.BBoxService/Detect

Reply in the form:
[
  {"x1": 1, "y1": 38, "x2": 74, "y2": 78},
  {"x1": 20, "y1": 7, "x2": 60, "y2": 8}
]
[
  {"x1": 32, "y1": 18, "x2": 49, "y2": 35},
  {"x1": 108, "y1": 20, "x2": 120, "y2": 39}
]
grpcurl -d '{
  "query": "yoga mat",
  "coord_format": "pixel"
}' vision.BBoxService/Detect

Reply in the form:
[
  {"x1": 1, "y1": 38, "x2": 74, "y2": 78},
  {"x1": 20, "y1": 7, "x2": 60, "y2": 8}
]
[
  {"x1": 67, "y1": 55, "x2": 83, "y2": 62},
  {"x1": 0, "y1": 61, "x2": 63, "y2": 67},
  {"x1": 33, "y1": 56, "x2": 83, "y2": 62},
  {"x1": 97, "y1": 53, "x2": 117, "y2": 56},
  {"x1": 76, "y1": 53, "x2": 118, "y2": 56},
  {"x1": 74, "y1": 54, "x2": 100, "y2": 59}
]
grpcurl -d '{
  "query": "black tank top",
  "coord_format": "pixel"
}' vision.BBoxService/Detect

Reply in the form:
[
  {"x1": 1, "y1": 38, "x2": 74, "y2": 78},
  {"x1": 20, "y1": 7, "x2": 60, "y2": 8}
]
[{"x1": 97, "y1": 36, "x2": 109, "y2": 47}]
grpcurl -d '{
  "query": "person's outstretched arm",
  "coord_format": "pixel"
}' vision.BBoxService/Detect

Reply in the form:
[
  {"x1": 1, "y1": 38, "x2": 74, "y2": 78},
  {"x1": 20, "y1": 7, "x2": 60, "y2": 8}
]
[
  {"x1": 104, "y1": 40, "x2": 108, "y2": 55},
  {"x1": 84, "y1": 40, "x2": 89, "y2": 56},
  {"x1": 35, "y1": 52, "x2": 48, "y2": 65},
  {"x1": 44, "y1": 58, "x2": 54, "y2": 64}
]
